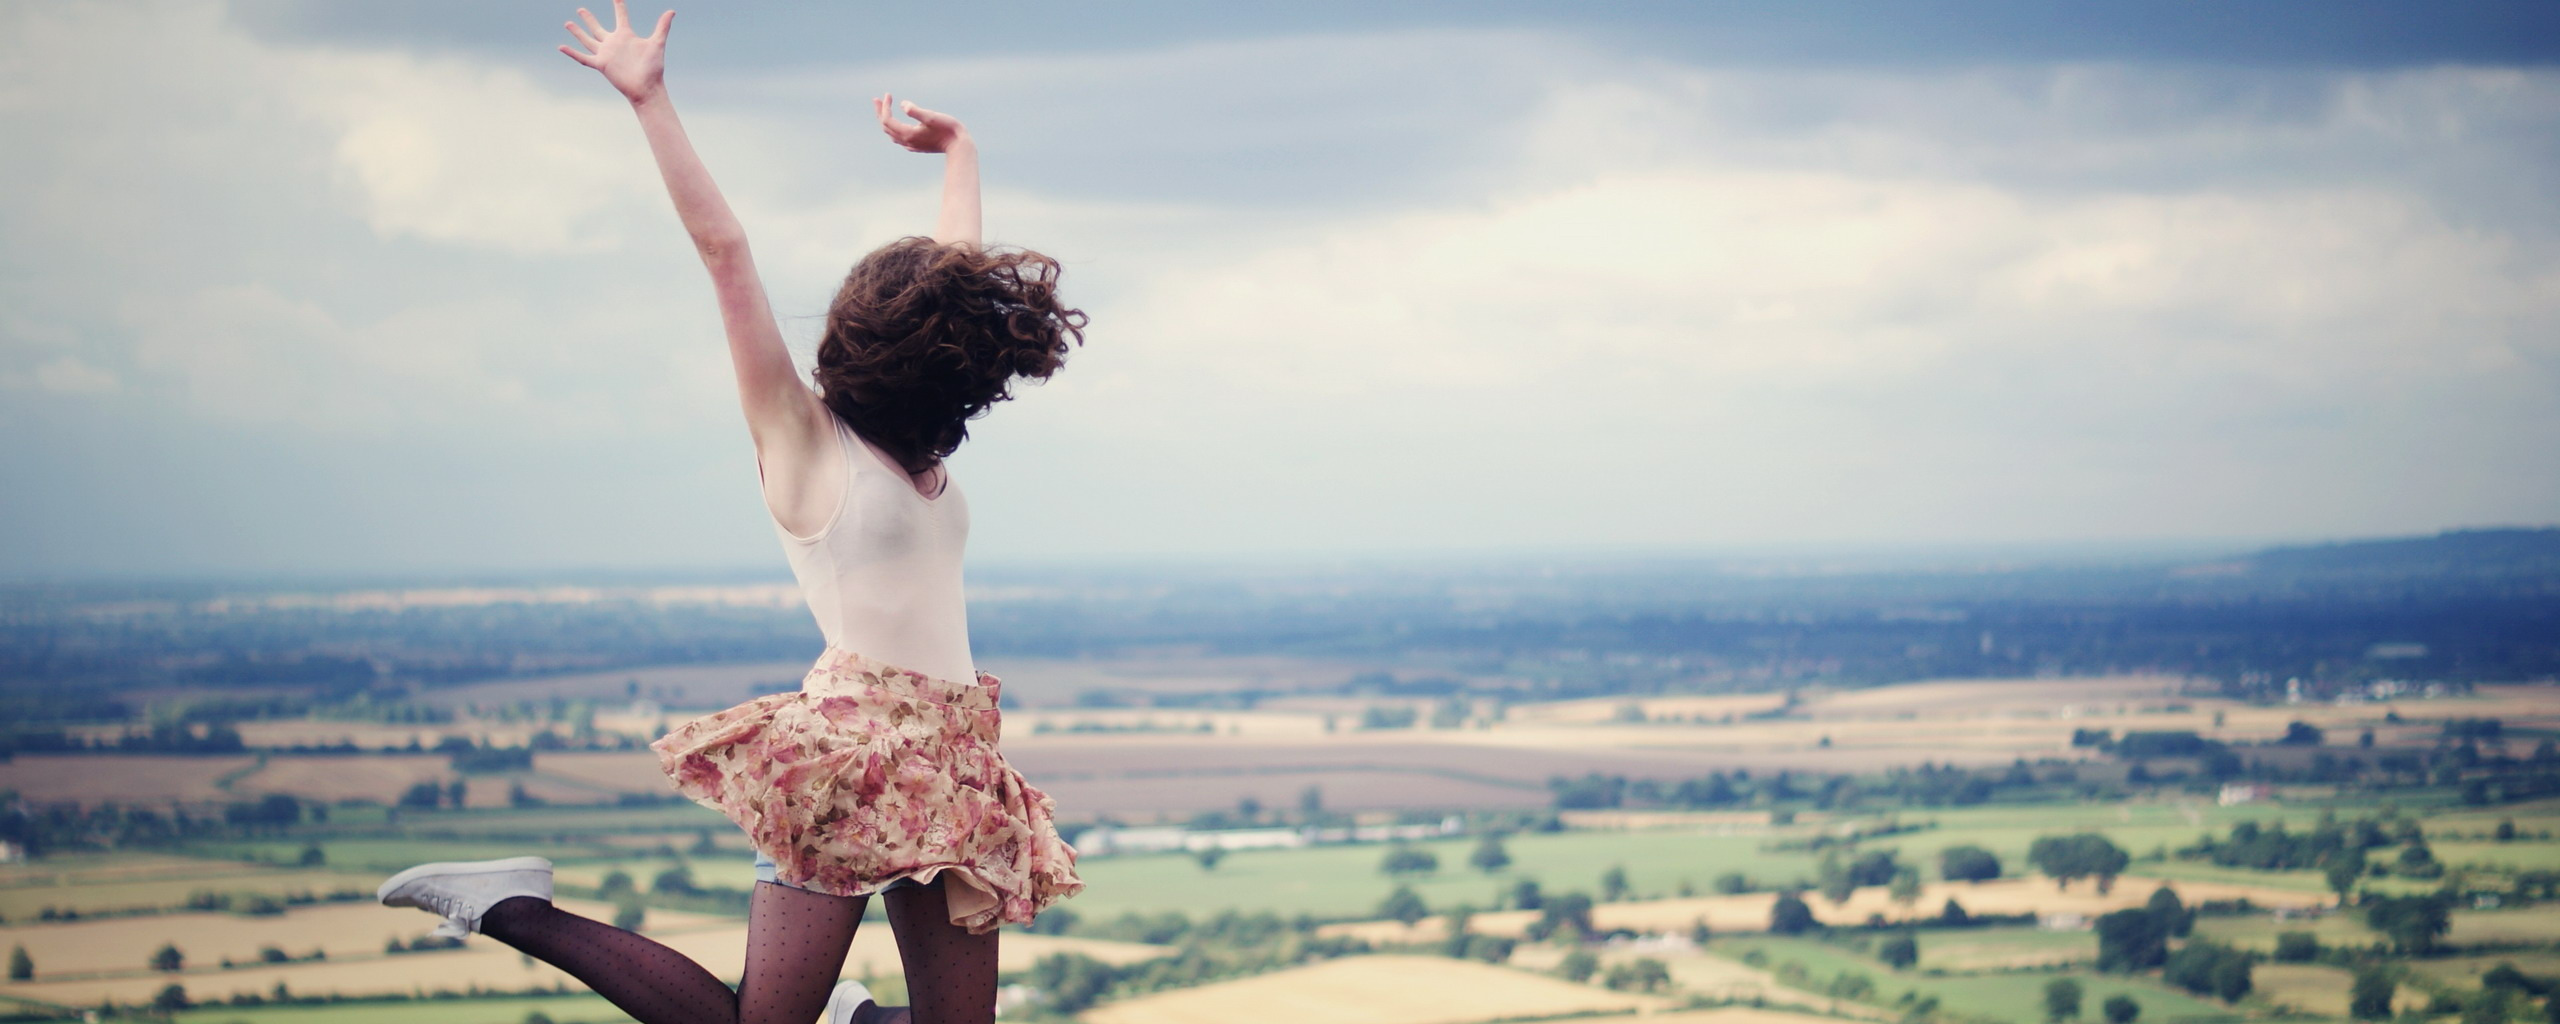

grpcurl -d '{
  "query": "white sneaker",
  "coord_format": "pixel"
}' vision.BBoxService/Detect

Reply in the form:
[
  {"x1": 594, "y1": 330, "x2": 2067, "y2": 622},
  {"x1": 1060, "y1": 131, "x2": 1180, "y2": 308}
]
[
  {"x1": 377, "y1": 856, "x2": 554, "y2": 939},
  {"x1": 823, "y1": 979, "x2": 877, "y2": 1024}
]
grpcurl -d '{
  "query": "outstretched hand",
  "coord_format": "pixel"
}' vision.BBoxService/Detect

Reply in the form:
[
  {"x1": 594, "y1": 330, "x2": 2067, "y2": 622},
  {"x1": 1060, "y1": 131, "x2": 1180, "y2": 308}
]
[
  {"x1": 876, "y1": 95, "x2": 969, "y2": 154},
  {"x1": 560, "y1": 0, "x2": 673, "y2": 102}
]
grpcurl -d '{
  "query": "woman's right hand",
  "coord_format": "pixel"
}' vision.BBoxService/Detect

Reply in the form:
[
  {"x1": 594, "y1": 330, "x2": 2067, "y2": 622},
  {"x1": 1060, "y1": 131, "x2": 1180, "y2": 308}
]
[{"x1": 559, "y1": 0, "x2": 675, "y2": 103}]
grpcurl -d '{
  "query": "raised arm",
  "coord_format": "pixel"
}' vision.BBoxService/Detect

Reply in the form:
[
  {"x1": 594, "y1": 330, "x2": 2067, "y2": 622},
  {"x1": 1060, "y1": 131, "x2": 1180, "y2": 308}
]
[
  {"x1": 561, "y1": 4, "x2": 835, "y2": 527},
  {"x1": 876, "y1": 96, "x2": 981, "y2": 248}
]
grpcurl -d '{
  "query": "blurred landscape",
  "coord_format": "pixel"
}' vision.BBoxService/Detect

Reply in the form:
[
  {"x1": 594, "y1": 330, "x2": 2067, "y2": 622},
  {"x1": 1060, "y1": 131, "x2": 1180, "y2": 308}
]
[{"x1": 2, "y1": 527, "x2": 2556, "y2": 1024}]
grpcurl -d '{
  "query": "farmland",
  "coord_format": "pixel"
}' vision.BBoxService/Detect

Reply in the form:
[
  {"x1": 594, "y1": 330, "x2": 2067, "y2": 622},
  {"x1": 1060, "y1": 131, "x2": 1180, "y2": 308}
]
[{"x1": 5, "y1": 638, "x2": 2558, "y2": 1023}]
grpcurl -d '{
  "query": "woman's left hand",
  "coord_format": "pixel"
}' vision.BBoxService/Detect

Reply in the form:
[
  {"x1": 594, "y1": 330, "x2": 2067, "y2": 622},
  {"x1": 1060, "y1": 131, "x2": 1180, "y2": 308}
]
[{"x1": 875, "y1": 95, "x2": 970, "y2": 154}]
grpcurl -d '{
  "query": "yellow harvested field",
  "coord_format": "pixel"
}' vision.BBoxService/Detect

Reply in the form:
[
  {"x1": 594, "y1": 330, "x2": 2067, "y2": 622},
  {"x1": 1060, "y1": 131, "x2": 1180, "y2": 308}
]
[
  {"x1": 0, "y1": 922, "x2": 1165, "y2": 1007},
  {"x1": 1082, "y1": 954, "x2": 1665, "y2": 1024},
  {"x1": 1324, "y1": 876, "x2": 2325, "y2": 942},
  {"x1": 533, "y1": 752, "x2": 669, "y2": 794},
  {"x1": 1646, "y1": 1009, "x2": 1881, "y2": 1024},
  {"x1": 0, "y1": 899, "x2": 732, "y2": 978},
  {"x1": 231, "y1": 755, "x2": 457, "y2": 803},
  {"x1": 0, "y1": 755, "x2": 256, "y2": 804}
]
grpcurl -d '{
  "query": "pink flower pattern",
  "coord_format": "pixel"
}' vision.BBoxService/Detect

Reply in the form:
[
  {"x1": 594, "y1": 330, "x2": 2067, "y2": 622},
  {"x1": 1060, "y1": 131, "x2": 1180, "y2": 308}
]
[{"x1": 650, "y1": 647, "x2": 1083, "y2": 934}]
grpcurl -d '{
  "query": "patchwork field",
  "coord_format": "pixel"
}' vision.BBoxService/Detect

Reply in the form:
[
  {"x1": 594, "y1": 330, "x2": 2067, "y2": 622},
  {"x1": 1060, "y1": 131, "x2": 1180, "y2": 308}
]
[
  {"x1": 1081, "y1": 953, "x2": 1666, "y2": 1024},
  {"x1": 0, "y1": 899, "x2": 734, "y2": 979},
  {"x1": 1710, "y1": 936, "x2": 2234, "y2": 1024},
  {"x1": 1323, "y1": 875, "x2": 2326, "y2": 944},
  {"x1": 0, "y1": 867, "x2": 385, "y2": 921},
  {"x1": 0, "y1": 919, "x2": 1165, "y2": 1008}
]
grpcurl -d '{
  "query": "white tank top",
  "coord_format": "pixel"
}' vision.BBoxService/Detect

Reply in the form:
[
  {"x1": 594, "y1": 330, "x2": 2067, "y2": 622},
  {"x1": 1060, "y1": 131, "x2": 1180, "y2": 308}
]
[{"x1": 772, "y1": 411, "x2": 975, "y2": 684}]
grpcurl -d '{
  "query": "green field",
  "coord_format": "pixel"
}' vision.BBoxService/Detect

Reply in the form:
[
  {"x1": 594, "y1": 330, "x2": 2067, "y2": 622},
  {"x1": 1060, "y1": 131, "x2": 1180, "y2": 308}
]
[
  {"x1": 1913, "y1": 926, "x2": 2094, "y2": 969},
  {"x1": 1714, "y1": 935, "x2": 2240, "y2": 1024},
  {"x1": 169, "y1": 994, "x2": 637, "y2": 1024}
]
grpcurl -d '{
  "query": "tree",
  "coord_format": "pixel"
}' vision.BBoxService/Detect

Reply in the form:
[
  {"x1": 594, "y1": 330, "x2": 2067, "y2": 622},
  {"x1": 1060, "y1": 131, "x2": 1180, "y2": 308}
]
[
  {"x1": 1770, "y1": 891, "x2": 1818, "y2": 935},
  {"x1": 7, "y1": 945, "x2": 29, "y2": 981},
  {"x1": 2281, "y1": 721, "x2": 2324, "y2": 745},
  {"x1": 1530, "y1": 893, "x2": 1596, "y2": 941},
  {"x1": 1714, "y1": 871, "x2": 1753, "y2": 895},
  {"x1": 153, "y1": 983, "x2": 190, "y2": 1013},
  {"x1": 297, "y1": 842, "x2": 326, "y2": 867},
  {"x1": 2094, "y1": 908, "x2": 2168, "y2": 972},
  {"x1": 2102, "y1": 995, "x2": 2140, "y2": 1024},
  {"x1": 2495, "y1": 818, "x2": 2518, "y2": 842},
  {"x1": 2144, "y1": 887, "x2": 2193, "y2": 938},
  {"x1": 1470, "y1": 834, "x2": 1512, "y2": 874},
  {"x1": 612, "y1": 897, "x2": 646, "y2": 932},
  {"x1": 652, "y1": 862, "x2": 697, "y2": 896},
  {"x1": 1441, "y1": 905, "x2": 1476, "y2": 957},
  {"x1": 1601, "y1": 865, "x2": 1631, "y2": 902},
  {"x1": 1560, "y1": 949, "x2": 1599, "y2": 983},
  {"x1": 1379, "y1": 885, "x2": 1430, "y2": 927},
  {"x1": 1511, "y1": 878, "x2": 1544, "y2": 911},
  {"x1": 2210, "y1": 956, "x2": 2253, "y2": 1004},
  {"x1": 1381, "y1": 845, "x2": 1439, "y2": 876},
  {"x1": 1605, "y1": 958, "x2": 1671, "y2": 992},
  {"x1": 1890, "y1": 866, "x2": 1924, "y2": 907},
  {"x1": 2365, "y1": 892, "x2": 2453, "y2": 955},
  {"x1": 1879, "y1": 933, "x2": 1919, "y2": 970},
  {"x1": 1193, "y1": 847, "x2": 1226, "y2": 872},
  {"x1": 1819, "y1": 851, "x2": 1857, "y2": 904},
  {"x1": 2031, "y1": 835, "x2": 2130, "y2": 893},
  {"x1": 1938, "y1": 897, "x2": 1971, "y2": 926},
  {"x1": 2460, "y1": 988, "x2": 2509, "y2": 1024},
  {"x1": 2324, "y1": 847, "x2": 2367, "y2": 906},
  {"x1": 2273, "y1": 932, "x2": 2320, "y2": 963},
  {"x1": 2045, "y1": 978, "x2": 2084, "y2": 1022},
  {"x1": 1030, "y1": 953, "x2": 1120, "y2": 1015},
  {"x1": 2349, "y1": 969, "x2": 2395, "y2": 1021},
  {"x1": 599, "y1": 869, "x2": 635, "y2": 898},
  {"x1": 2397, "y1": 838, "x2": 2442, "y2": 878},
  {"x1": 151, "y1": 943, "x2": 184, "y2": 972}
]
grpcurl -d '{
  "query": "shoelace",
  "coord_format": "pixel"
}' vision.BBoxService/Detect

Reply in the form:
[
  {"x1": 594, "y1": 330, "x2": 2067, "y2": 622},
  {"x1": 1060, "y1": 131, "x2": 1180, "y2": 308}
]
[{"x1": 407, "y1": 889, "x2": 475, "y2": 938}]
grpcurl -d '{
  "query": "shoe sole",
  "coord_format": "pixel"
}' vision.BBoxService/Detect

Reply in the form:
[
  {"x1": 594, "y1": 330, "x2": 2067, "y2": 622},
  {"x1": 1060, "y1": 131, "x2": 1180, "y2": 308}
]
[
  {"x1": 823, "y1": 980, "x2": 876, "y2": 1024},
  {"x1": 377, "y1": 855, "x2": 555, "y2": 904}
]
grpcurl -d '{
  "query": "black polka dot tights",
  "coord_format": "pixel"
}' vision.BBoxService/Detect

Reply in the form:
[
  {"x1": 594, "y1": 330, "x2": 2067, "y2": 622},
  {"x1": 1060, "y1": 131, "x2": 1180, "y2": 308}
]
[{"x1": 480, "y1": 878, "x2": 997, "y2": 1024}]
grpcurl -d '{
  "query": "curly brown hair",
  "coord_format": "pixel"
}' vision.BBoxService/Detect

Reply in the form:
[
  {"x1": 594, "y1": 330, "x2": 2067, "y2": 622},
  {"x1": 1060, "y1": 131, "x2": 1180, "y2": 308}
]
[{"x1": 812, "y1": 237, "x2": 1086, "y2": 475}]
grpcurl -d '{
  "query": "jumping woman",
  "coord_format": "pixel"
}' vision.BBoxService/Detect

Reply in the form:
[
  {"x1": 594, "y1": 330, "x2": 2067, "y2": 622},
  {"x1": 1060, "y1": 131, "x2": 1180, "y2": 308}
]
[{"x1": 374, "y1": 5, "x2": 1086, "y2": 1022}]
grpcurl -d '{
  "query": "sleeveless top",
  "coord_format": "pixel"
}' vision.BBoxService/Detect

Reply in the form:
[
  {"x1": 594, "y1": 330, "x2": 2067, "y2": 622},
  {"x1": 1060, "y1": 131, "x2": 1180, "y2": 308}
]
[{"x1": 771, "y1": 410, "x2": 975, "y2": 684}]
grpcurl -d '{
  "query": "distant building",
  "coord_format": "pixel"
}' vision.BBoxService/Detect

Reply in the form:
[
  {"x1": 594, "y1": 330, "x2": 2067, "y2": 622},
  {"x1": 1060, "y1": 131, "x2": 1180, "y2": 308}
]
[
  {"x1": 2218, "y1": 783, "x2": 2275, "y2": 806},
  {"x1": 1072, "y1": 826, "x2": 1188, "y2": 856},
  {"x1": 0, "y1": 840, "x2": 22, "y2": 864},
  {"x1": 2039, "y1": 912, "x2": 2090, "y2": 931}
]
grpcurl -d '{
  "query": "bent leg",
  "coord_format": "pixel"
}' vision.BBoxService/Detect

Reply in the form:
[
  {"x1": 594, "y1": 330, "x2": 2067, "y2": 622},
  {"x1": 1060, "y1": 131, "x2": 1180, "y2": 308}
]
[
  {"x1": 480, "y1": 896, "x2": 740, "y2": 1024},
  {"x1": 884, "y1": 878, "x2": 999, "y2": 1024},
  {"x1": 481, "y1": 881, "x2": 871, "y2": 1024}
]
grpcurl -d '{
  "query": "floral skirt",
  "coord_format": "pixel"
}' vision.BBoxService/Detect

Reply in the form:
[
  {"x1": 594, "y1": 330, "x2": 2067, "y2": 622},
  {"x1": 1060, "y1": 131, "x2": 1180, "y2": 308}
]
[{"x1": 650, "y1": 647, "x2": 1083, "y2": 934}]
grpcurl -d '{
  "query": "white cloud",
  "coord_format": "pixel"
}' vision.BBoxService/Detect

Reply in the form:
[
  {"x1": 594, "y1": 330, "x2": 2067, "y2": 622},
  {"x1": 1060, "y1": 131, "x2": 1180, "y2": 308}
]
[{"x1": 32, "y1": 356, "x2": 121, "y2": 395}]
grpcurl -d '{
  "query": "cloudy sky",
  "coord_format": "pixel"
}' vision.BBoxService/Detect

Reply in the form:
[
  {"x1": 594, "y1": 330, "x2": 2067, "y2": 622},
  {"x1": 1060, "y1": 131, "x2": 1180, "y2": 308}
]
[{"x1": 3, "y1": 2, "x2": 2556, "y2": 579}]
